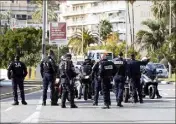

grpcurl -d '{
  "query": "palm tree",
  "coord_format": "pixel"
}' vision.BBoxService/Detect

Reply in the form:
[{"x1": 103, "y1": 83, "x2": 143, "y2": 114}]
[
  {"x1": 128, "y1": 0, "x2": 136, "y2": 49},
  {"x1": 68, "y1": 28, "x2": 98, "y2": 55},
  {"x1": 152, "y1": 0, "x2": 176, "y2": 29},
  {"x1": 99, "y1": 19, "x2": 112, "y2": 44},
  {"x1": 32, "y1": 0, "x2": 59, "y2": 23},
  {"x1": 126, "y1": 1, "x2": 133, "y2": 47},
  {"x1": 136, "y1": 19, "x2": 167, "y2": 52}
]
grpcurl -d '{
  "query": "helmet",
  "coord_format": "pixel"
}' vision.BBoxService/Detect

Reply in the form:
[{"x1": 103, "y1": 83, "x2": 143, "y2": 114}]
[{"x1": 64, "y1": 53, "x2": 72, "y2": 60}]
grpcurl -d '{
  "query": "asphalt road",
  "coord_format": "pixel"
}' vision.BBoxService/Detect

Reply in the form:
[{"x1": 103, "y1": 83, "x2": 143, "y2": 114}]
[{"x1": 0, "y1": 83, "x2": 175, "y2": 123}]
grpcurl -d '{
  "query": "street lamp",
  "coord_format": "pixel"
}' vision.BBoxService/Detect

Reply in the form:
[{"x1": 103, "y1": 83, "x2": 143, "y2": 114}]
[{"x1": 42, "y1": 0, "x2": 47, "y2": 60}]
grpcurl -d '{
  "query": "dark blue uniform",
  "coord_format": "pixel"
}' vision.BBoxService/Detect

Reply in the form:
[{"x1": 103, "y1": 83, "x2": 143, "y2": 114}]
[
  {"x1": 81, "y1": 58, "x2": 93, "y2": 99},
  {"x1": 59, "y1": 59, "x2": 77, "y2": 108},
  {"x1": 92, "y1": 61, "x2": 101, "y2": 105},
  {"x1": 128, "y1": 59, "x2": 148, "y2": 103},
  {"x1": 40, "y1": 56, "x2": 57, "y2": 105},
  {"x1": 99, "y1": 59, "x2": 117, "y2": 108},
  {"x1": 113, "y1": 58, "x2": 127, "y2": 106},
  {"x1": 7, "y1": 60, "x2": 27, "y2": 105}
]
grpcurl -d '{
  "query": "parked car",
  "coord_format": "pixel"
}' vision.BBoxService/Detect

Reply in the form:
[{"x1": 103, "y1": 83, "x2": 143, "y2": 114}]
[{"x1": 154, "y1": 63, "x2": 168, "y2": 78}]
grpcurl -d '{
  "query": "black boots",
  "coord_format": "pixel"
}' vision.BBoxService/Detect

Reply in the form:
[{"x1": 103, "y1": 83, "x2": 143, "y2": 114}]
[
  {"x1": 12, "y1": 101, "x2": 27, "y2": 105},
  {"x1": 42, "y1": 101, "x2": 46, "y2": 106},
  {"x1": 21, "y1": 101, "x2": 27, "y2": 105}
]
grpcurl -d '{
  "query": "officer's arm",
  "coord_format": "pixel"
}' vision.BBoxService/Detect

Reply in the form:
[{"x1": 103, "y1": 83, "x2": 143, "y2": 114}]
[
  {"x1": 139, "y1": 60, "x2": 149, "y2": 66},
  {"x1": 112, "y1": 63, "x2": 117, "y2": 76},
  {"x1": 40, "y1": 61, "x2": 44, "y2": 78},
  {"x1": 91, "y1": 62, "x2": 99, "y2": 75},
  {"x1": 56, "y1": 65, "x2": 60, "y2": 78},
  {"x1": 50, "y1": 59, "x2": 56, "y2": 74},
  {"x1": 7, "y1": 63, "x2": 13, "y2": 79},
  {"x1": 124, "y1": 61, "x2": 128, "y2": 78},
  {"x1": 71, "y1": 61, "x2": 77, "y2": 77},
  {"x1": 127, "y1": 62, "x2": 131, "y2": 78},
  {"x1": 22, "y1": 62, "x2": 28, "y2": 78}
]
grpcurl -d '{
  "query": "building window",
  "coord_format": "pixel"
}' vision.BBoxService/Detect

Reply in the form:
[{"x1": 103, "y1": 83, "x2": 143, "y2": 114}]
[
  {"x1": 92, "y1": 2, "x2": 98, "y2": 7},
  {"x1": 80, "y1": 5, "x2": 83, "y2": 10},
  {"x1": 27, "y1": 15, "x2": 32, "y2": 19}
]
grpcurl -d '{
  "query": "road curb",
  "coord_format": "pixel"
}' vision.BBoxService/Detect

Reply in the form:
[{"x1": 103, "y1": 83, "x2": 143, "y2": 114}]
[{"x1": 0, "y1": 86, "x2": 42, "y2": 100}]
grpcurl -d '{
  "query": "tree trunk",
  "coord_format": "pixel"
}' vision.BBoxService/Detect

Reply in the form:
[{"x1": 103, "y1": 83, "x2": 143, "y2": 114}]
[
  {"x1": 132, "y1": 3, "x2": 135, "y2": 50},
  {"x1": 127, "y1": 3, "x2": 133, "y2": 48}
]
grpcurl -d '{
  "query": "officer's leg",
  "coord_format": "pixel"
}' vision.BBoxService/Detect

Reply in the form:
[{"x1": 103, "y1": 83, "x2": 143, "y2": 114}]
[
  {"x1": 101, "y1": 78, "x2": 110, "y2": 109},
  {"x1": 117, "y1": 78, "x2": 124, "y2": 107},
  {"x1": 18, "y1": 78, "x2": 27, "y2": 105},
  {"x1": 68, "y1": 81, "x2": 77, "y2": 108},
  {"x1": 156, "y1": 83, "x2": 162, "y2": 98},
  {"x1": 107, "y1": 79, "x2": 111, "y2": 106},
  {"x1": 61, "y1": 82, "x2": 67, "y2": 108},
  {"x1": 77, "y1": 80, "x2": 82, "y2": 99},
  {"x1": 93, "y1": 79, "x2": 99, "y2": 105},
  {"x1": 91, "y1": 77, "x2": 95, "y2": 96},
  {"x1": 48, "y1": 75, "x2": 56, "y2": 105},
  {"x1": 136, "y1": 79, "x2": 143, "y2": 103},
  {"x1": 12, "y1": 78, "x2": 19, "y2": 105},
  {"x1": 88, "y1": 80, "x2": 92, "y2": 99},
  {"x1": 131, "y1": 78, "x2": 138, "y2": 103},
  {"x1": 114, "y1": 76, "x2": 120, "y2": 103},
  {"x1": 42, "y1": 74, "x2": 49, "y2": 105}
]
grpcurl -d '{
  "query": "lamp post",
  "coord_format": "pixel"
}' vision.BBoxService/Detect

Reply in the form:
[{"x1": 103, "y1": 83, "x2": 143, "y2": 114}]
[
  {"x1": 125, "y1": 1, "x2": 128, "y2": 58},
  {"x1": 42, "y1": 0, "x2": 47, "y2": 60}
]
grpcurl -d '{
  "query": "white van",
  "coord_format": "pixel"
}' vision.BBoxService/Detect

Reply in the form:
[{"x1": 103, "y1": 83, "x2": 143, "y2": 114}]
[{"x1": 87, "y1": 50, "x2": 114, "y2": 62}]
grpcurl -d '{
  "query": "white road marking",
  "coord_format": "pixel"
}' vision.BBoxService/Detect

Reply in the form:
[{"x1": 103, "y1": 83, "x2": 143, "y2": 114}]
[
  {"x1": 159, "y1": 89, "x2": 175, "y2": 91},
  {"x1": 0, "y1": 90, "x2": 42, "y2": 102},
  {"x1": 4, "y1": 107, "x2": 13, "y2": 112},
  {"x1": 21, "y1": 111, "x2": 40, "y2": 123},
  {"x1": 36, "y1": 96, "x2": 43, "y2": 111}
]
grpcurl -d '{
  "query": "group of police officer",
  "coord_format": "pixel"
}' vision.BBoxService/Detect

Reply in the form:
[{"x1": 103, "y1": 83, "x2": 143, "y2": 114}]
[{"x1": 7, "y1": 49, "x2": 152, "y2": 109}]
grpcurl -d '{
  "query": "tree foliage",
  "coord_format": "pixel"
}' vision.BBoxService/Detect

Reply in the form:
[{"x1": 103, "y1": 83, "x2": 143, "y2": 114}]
[
  {"x1": 31, "y1": 0, "x2": 59, "y2": 23},
  {"x1": 0, "y1": 28, "x2": 42, "y2": 68},
  {"x1": 68, "y1": 28, "x2": 98, "y2": 55},
  {"x1": 100, "y1": 20, "x2": 112, "y2": 43}
]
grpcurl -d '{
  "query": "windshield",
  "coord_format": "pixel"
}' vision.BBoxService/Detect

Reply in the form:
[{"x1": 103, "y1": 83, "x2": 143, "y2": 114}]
[
  {"x1": 146, "y1": 63, "x2": 156, "y2": 70},
  {"x1": 155, "y1": 64, "x2": 165, "y2": 69},
  {"x1": 76, "y1": 61, "x2": 83, "y2": 65},
  {"x1": 97, "y1": 53, "x2": 113, "y2": 60}
]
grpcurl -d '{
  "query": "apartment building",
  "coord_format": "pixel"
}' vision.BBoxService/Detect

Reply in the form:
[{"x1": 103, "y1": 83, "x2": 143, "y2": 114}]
[
  {"x1": 59, "y1": 1, "x2": 126, "y2": 41},
  {"x1": 0, "y1": 0, "x2": 37, "y2": 28}
]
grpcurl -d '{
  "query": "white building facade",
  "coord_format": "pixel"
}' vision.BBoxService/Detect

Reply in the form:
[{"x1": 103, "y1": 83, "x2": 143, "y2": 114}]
[
  {"x1": 59, "y1": 1, "x2": 126, "y2": 41},
  {"x1": 0, "y1": 0, "x2": 37, "y2": 28}
]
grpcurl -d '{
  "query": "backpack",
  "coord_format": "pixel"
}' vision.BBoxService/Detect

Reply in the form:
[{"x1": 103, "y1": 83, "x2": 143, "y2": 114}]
[{"x1": 81, "y1": 64, "x2": 92, "y2": 76}]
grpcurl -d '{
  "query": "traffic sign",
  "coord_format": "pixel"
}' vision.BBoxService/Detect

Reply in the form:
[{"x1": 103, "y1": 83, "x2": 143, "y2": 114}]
[{"x1": 49, "y1": 22, "x2": 67, "y2": 45}]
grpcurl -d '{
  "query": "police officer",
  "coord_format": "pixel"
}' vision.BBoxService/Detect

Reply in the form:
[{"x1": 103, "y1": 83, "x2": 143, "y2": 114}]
[
  {"x1": 7, "y1": 55, "x2": 28, "y2": 105},
  {"x1": 113, "y1": 52, "x2": 127, "y2": 107},
  {"x1": 128, "y1": 53, "x2": 146, "y2": 103},
  {"x1": 98, "y1": 54, "x2": 116, "y2": 109},
  {"x1": 80, "y1": 56, "x2": 93, "y2": 99},
  {"x1": 141, "y1": 57, "x2": 162, "y2": 99},
  {"x1": 40, "y1": 50, "x2": 58, "y2": 106},
  {"x1": 92, "y1": 60, "x2": 101, "y2": 106},
  {"x1": 59, "y1": 53, "x2": 78, "y2": 108}
]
